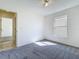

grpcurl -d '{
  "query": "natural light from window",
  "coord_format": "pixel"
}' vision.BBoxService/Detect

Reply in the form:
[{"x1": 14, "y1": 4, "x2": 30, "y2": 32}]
[{"x1": 34, "y1": 41, "x2": 57, "y2": 46}]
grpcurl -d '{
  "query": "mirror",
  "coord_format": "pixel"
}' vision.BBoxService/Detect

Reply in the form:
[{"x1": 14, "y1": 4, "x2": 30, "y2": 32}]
[
  {"x1": 0, "y1": 9, "x2": 16, "y2": 51},
  {"x1": 1, "y1": 18, "x2": 13, "y2": 41}
]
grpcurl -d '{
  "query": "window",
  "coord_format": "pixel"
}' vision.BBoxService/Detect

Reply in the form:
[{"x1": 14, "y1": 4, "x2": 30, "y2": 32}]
[{"x1": 53, "y1": 15, "x2": 67, "y2": 38}]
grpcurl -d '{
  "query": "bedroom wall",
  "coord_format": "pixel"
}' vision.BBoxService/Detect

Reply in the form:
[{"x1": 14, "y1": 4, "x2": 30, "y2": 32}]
[
  {"x1": 44, "y1": 5, "x2": 79, "y2": 47},
  {"x1": 0, "y1": 0, "x2": 44, "y2": 47}
]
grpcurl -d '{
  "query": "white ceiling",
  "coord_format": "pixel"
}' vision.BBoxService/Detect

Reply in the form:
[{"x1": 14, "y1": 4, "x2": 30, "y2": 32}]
[
  {"x1": 27, "y1": 0, "x2": 79, "y2": 15},
  {"x1": 22, "y1": 0, "x2": 79, "y2": 16},
  {"x1": 0, "y1": 0, "x2": 79, "y2": 16}
]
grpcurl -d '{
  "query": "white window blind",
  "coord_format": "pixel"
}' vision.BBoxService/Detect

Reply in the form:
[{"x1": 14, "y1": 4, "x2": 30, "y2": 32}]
[{"x1": 53, "y1": 15, "x2": 67, "y2": 38}]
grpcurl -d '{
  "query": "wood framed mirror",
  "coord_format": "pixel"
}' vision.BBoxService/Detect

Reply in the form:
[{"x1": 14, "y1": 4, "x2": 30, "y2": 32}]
[{"x1": 0, "y1": 9, "x2": 16, "y2": 51}]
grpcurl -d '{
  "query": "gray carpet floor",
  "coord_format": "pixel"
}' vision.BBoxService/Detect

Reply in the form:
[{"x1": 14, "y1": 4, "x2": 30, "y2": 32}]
[
  {"x1": 0, "y1": 41, "x2": 79, "y2": 59},
  {"x1": 31, "y1": 41, "x2": 79, "y2": 59}
]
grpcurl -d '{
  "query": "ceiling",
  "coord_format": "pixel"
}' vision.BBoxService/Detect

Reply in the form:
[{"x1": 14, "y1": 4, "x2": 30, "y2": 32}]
[
  {"x1": 0, "y1": 0, "x2": 79, "y2": 16},
  {"x1": 22, "y1": 0, "x2": 79, "y2": 16}
]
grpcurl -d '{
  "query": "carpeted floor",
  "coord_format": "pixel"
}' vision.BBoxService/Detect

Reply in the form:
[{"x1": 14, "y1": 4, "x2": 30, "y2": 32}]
[
  {"x1": 32, "y1": 41, "x2": 79, "y2": 59},
  {"x1": 0, "y1": 41, "x2": 79, "y2": 59}
]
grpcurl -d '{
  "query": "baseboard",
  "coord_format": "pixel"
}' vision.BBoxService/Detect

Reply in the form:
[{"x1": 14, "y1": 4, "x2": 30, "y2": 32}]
[{"x1": 42, "y1": 39, "x2": 79, "y2": 49}]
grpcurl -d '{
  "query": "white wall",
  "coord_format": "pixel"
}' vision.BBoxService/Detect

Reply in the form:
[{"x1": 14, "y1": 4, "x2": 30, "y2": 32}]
[
  {"x1": 0, "y1": 0, "x2": 44, "y2": 47},
  {"x1": 17, "y1": 10, "x2": 44, "y2": 47},
  {"x1": 44, "y1": 5, "x2": 79, "y2": 47}
]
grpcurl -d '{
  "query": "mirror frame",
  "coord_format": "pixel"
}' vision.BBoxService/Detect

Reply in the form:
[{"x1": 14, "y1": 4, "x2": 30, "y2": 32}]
[{"x1": 0, "y1": 9, "x2": 16, "y2": 48}]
